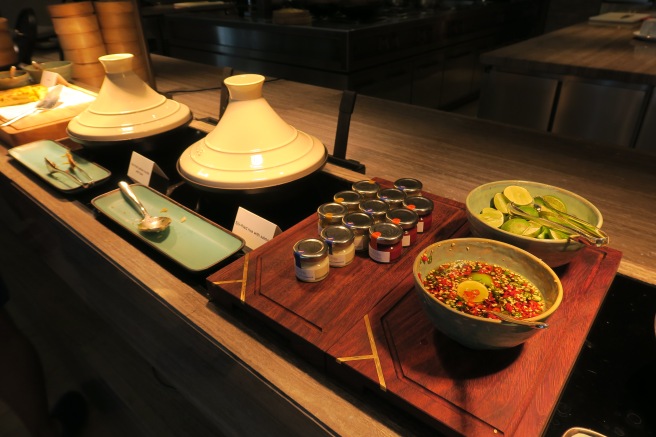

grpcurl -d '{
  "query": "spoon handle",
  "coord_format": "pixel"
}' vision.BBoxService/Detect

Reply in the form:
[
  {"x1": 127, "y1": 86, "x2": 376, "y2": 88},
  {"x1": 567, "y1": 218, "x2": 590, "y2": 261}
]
[
  {"x1": 491, "y1": 311, "x2": 549, "y2": 329},
  {"x1": 119, "y1": 181, "x2": 148, "y2": 219}
]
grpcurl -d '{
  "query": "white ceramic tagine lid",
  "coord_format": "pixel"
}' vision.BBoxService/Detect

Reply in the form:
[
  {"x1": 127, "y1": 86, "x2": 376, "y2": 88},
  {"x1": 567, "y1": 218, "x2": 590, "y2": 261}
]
[
  {"x1": 177, "y1": 74, "x2": 327, "y2": 191},
  {"x1": 67, "y1": 53, "x2": 192, "y2": 144}
]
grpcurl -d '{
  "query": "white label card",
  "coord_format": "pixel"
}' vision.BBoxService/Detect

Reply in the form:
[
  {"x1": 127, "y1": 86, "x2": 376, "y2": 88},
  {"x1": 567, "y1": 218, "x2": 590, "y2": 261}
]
[
  {"x1": 233, "y1": 207, "x2": 281, "y2": 251},
  {"x1": 40, "y1": 71, "x2": 59, "y2": 87},
  {"x1": 127, "y1": 151, "x2": 168, "y2": 186}
]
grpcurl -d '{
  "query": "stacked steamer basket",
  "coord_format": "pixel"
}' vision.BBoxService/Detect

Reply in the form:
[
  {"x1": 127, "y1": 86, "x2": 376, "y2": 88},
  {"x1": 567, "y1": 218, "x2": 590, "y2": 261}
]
[
  {"x1": 94, "y1": 1, "x2": 150, "y2": 83},
  {"x1": 48, "y1": 1, "x2": 107, "y2": 88},
  {"x1": 0, "y1": 17, "x2": 18, "y2": 69}
]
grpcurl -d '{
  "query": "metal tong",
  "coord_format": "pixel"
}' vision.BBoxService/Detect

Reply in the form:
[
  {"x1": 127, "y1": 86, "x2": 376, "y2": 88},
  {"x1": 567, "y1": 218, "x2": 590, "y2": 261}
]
[
  {"x1": 44, "y1": 157, "x2": 92, "y2": 188},
  {"x1": 507, "y1": 197, "x2": 609, "y2": 247}
]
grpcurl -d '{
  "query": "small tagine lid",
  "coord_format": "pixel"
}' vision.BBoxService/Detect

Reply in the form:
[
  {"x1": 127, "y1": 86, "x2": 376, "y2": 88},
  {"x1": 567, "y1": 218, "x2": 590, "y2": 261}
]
[
  {"x1": 67, "y1": 53, "x2": 191, "y2": 144},
  {"x1": 177, "y1": 74, "x2": 327, "y2": 190}
]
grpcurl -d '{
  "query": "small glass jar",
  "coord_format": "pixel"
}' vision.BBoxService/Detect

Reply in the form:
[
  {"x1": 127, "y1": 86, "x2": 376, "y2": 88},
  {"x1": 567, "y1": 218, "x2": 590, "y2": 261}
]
[
  {"x1": 351, "y1": 180, "x2": 380, "y2": 200},
  {"x1": 403, "y1": 196, "x2": 434, "y2": 233},
  {"x1": 358, "y1": 199, "x2": 389, "y2": 224},
  {"x1": 368, "y1": 222, "x2": 403, "y2": 263},
  {"x1": 333, "y1": 190, "x2": 362, "y2": 212},
  {"x1": 293, "y1": 238, "x2": 329, "y2": 282},
  {"x1": 320, "y1": 225, "x2": 355, "y2": 267},
  {"x1": 394, "y1": 178, "x2": 423, "y2": 197},
  {"x1": 342, "y1": 211, "x2": 373, "y2": 252},
  {"x1": 386, "y1": 208, "x2": 419, "y2": 247},
  {"x1": 377, "y1": 187, "x2": 406, "y2": 210},
  {"x1": 317, "y1": 202, "x2": 348, "y2": 233}
]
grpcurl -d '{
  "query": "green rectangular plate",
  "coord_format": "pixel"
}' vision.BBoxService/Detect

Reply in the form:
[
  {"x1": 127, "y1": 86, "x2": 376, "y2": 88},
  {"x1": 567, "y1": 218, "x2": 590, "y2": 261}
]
[
  {"x1": 92, "y1": 184, "x2": 245, "y2": 271},
  {"x1": 8, "y1": 139, "x2": 111, "y2": 192}
]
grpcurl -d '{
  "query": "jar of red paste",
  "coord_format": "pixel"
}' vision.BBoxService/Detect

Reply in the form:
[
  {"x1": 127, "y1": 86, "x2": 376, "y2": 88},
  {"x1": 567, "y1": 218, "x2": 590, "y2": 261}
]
[
  {"x1": 368, "y1": 222, "x2": 403, "y2": 263},
  {"x1": 385, "y1": 208, "x2": 418, "y2": 247},
  {"x1": 402, "y1": 196, "x2": 434, "y2": 233}
]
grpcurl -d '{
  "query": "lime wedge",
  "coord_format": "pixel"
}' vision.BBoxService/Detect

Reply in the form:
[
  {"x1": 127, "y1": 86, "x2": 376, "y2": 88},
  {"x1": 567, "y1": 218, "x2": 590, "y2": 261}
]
[
  {"x1": 522, "y1": 221, "x2": 542, "y2": 237},
  {"x1": 500, "y1": 217, "x2": 541, "y2": 237},
  {"x1": 549, "y1": 228, "x2": 571, "y2": 240},
  {"x1": 478, "y1": 207, "x2": 504, "y2": 228},
  {"x1": 470, "y1": 272, "x2": 494, "y2": 287},
  {"x1": 542, "y1": 195, "x2": 567, "y2": 213},
  {"x1": 503, "y1": 185, "x2": 533, "y2": 205},
  {"x1": 457, "y1": 280, "x2": 489, "y2": 303},
  {"x1": 518, "y1": 205, "x2": 539, "y2": 217},
  {"x1": 493, "y1": 192, "x2": 510, "y2": 214},
  {"x1": 536, "y1": 226, "x2": 551, "y2": 239}
]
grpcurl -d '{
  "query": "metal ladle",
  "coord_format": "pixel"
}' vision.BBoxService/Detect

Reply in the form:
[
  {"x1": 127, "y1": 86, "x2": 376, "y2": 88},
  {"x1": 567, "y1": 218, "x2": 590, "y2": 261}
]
[{"x1": 118, "y1": 181, "x2": 171, "y2": 233}]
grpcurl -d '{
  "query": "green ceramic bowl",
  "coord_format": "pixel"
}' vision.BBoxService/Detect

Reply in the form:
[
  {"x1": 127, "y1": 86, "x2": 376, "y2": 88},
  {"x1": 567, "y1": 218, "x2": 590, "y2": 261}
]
[
  {"x1": 0, "y1": 70, "x2": 31, "y2": 90},
  {"x1": 413, "y1": 238, "x2": 563, "y2": 350},
  {"x1": 23, "y1": 61, "x2": 73, "y2": 83},
  {"x1": 466, "y1": 180, "x2": 603, "y2": 267}
]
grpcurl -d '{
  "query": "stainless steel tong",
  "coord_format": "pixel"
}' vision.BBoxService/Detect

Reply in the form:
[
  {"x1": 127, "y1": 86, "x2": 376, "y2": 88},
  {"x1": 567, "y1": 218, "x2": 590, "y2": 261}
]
[
  {"x1": 44, "y1": 157, "x2": 92, "y2": 188},
  {"x1": 507, "y1": 197, "x2": 609, "y2": 247}
]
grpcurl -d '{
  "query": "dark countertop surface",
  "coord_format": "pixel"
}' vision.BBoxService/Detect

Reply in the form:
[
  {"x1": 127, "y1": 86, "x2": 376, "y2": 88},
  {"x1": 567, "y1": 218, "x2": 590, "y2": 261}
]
[{"x1": 481, "y1": 21, "x2": 656, "y2": 85}]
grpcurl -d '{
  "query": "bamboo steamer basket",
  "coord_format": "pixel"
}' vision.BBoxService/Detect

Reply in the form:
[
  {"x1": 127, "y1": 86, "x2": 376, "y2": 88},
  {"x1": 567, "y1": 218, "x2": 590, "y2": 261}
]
[
  {"x1": 52, "y1": 14, "x2": 100, "y2": 35},
  {"x1": 0, "y1": 19, "x2": 18, "y2": 67},
  {"x1": 57, "y1": 31, "x2": 105, "y2": 51},
  {"x1": 93, "y1": 1, "x2": 134, "y2": 15},
  {"x1": 100, "y1": 27, "x2": 141, "y2": 43},
  {"x1": 63, "y1": 45, "x2": 107, "y2": 64},
  {"x1": 48, "y1": 1, "x2": 95, "y2": 18},
  {"x1": 75, "y1": 74, "x2": 105, "y2": 89},
  {"x1": 72, "y1": 61, "x2": 106, "y2": 79},
  {"x1": 105, "y1": 41, "x2": 142, "y2": 55},
  {"x1": 97, "y1": 12, "x2": 136, "y2": 29}
]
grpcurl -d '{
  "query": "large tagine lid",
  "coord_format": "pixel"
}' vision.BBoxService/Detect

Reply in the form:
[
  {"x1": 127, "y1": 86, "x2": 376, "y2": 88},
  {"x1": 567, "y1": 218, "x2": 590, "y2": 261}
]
[
  {"x1": 67, "y1": 53, "x2": 192, "y2": 145},
  {"x1": 177, "y1": 74, "x2": 327, "y2": 191}
]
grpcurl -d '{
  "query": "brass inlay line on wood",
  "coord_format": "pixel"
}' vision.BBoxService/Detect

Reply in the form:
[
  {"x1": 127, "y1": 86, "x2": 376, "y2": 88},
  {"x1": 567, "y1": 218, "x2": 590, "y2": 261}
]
[
  {"x1": 336, "y1": 314, "x2": 386, "y2": 391},
  {"x1": 211, "y1": 253, "x2": 250, "y2": 302}
]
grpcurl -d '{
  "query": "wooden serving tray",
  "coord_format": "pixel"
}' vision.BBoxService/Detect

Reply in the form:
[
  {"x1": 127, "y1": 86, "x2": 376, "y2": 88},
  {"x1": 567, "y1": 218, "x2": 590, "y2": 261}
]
[
  {"x1": 0, "y1": 85, "x2": 95, "y2": 147},
  {"x1": 207, "y1": 178, "x2": 469, "y2": 367},
  {"x1": 206, "y1": 178, "x2": 622, "y2": 435},
  {"x1": 326, "y1": 245, "x2": 621, "y2": 436}
]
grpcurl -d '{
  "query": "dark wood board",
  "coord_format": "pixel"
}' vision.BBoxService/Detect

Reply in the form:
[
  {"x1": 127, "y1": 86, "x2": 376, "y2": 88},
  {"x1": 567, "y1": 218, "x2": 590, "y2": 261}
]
[
  {"x1": 206, "y1": 178, "x2": 469, "y2": 367},
  {"x1": 206, "y1": 177, "x2": 622, "y2": 435},
  {"x1": 325, "y1": 245, "x2": 622, "y2": 436}
]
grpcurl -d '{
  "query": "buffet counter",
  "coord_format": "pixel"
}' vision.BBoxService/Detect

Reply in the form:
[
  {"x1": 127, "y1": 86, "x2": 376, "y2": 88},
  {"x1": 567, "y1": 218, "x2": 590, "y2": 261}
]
[
  {"x1": 0, "y1": 55, "x2": 654, "y2": 436},
  {"x1": 478, "y1": 21, "x2": 656, "y2": 151}
]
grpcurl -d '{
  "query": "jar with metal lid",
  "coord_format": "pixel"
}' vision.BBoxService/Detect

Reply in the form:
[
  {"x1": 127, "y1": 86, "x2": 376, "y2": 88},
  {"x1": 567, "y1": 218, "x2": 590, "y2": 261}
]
[
  {"x1": 403, "y1": 196, "x2": 434, "y2": 233},
  {"x1": 293, "y1": 238, "x2": 329, "y2": 282},
  {"x1": 368, "y1": 222, "x2": 403, "y2": 263},
  {"x1": 317, "y1": 202, "x2": 348, "y2": 233},
  {"x1": 320, "y1": 225, "x2": 355, "y2": 267},
  {"x1": 351, "y1": 179, "x2": 380, "y2": 200},
  {"x1": 358, "y1": 198, "x2": 389, "y2": 224},
  {"x1": 342, "y1": 211, "x2": 373, "y2": 252},
  {"x1": 333, "y1": 190, "x2": 362, "y2": 212},
  {"x1": 377, "y1": 187, "x2": 406, "y2": 210},
  {"x1": 394, "y1": 178, "x2": 423, "y2": 196},
  {"x1": 386, "y1": 208, "x2": 418, "y2": 247}
]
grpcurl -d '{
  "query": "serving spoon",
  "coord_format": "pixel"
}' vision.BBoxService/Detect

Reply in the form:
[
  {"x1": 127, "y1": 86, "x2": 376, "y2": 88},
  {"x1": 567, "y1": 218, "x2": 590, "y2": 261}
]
[
  {"x1": 490, "y1": 311, "x2": 549, "y2": 329},
  {"x1": 118, "y1": 181, "x2": 172, "y2": 233}
]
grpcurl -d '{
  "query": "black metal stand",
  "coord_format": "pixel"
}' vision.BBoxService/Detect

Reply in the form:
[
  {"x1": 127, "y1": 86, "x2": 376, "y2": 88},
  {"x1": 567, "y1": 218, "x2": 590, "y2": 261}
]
[{"x1": 329, "y1": 90, "x2": 365, "y2": 173}]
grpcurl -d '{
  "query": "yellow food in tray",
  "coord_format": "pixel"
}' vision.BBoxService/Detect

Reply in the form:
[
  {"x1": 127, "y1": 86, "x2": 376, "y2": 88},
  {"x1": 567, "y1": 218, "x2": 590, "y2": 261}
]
[{"x1": 0, "y1": 84, "x2": 48, "y2": 108}]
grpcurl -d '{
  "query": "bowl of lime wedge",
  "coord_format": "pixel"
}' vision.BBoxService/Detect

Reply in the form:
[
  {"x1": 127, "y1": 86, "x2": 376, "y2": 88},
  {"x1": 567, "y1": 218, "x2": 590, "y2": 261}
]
[{"x1": 465, "y1": 180, "x2": 604, "y2": 267}]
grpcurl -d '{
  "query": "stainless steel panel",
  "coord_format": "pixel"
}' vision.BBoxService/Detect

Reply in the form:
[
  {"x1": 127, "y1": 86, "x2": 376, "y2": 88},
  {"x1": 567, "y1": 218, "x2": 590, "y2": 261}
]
[
  {"x1": 552, "y1": 80, "x2": 647, "y2": 147},
  {"x1": 477, "y1": 70, "x2": 558, "y2": 131}
]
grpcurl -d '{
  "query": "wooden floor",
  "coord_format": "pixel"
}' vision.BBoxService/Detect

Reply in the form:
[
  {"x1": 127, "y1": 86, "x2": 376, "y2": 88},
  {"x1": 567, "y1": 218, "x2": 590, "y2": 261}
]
[{"x1": 0, "y1": 208, "x2": 224, "y2": 436}]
